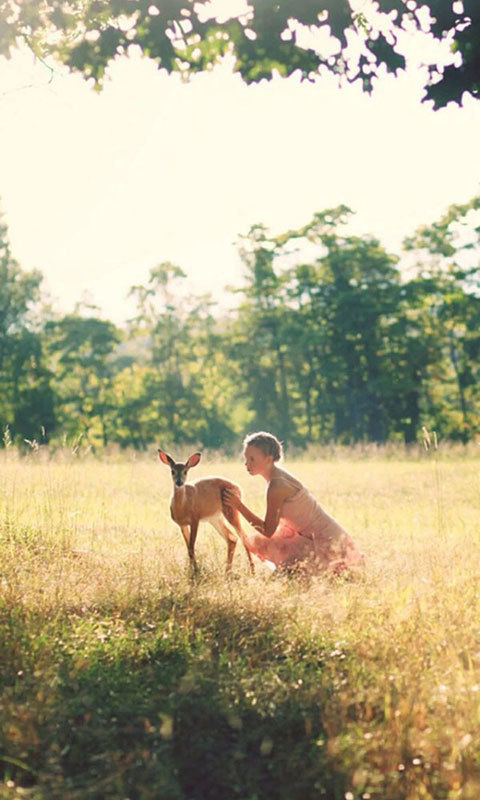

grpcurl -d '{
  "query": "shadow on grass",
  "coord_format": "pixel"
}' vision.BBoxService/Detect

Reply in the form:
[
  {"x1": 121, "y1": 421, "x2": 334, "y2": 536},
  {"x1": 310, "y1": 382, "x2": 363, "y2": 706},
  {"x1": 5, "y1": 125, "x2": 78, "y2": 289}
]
[{"x1": 0, "y1": 594, "x2": 344, "y2": 800}]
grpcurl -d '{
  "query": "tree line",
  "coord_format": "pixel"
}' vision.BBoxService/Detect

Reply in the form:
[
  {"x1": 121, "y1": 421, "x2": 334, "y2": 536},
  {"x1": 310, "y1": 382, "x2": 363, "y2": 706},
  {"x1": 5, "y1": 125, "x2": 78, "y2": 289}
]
[{"x1": 1, "y1": 199, "x2": 479, "y2": 451}]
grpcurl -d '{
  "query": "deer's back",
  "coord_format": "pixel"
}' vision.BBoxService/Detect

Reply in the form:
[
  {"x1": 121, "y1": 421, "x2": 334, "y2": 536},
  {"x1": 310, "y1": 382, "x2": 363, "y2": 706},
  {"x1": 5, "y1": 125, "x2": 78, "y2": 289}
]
[{"x1": 190, "y1": 476, "x2": 241, "y2": 520}]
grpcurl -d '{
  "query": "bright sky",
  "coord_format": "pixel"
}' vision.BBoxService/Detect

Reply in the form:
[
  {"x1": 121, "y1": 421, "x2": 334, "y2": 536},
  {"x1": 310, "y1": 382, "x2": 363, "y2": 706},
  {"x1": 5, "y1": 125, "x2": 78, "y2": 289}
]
[{"x1": 0, "y1": 8, "x2": 479, "y2": 324}]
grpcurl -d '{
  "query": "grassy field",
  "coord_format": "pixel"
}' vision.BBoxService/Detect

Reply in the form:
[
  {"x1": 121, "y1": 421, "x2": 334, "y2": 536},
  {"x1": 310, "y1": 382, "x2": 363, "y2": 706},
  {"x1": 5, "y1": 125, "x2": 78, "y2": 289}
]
[{"x1": 1, "y1": 444, "x2": 479, "y2": 799}]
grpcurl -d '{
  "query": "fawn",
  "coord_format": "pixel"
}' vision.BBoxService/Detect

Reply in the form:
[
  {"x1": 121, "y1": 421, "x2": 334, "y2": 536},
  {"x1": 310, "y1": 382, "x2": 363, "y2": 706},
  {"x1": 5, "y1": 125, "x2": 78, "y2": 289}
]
[{"x1": 158, "y1": 449, "x2": 254, "y2": 574}]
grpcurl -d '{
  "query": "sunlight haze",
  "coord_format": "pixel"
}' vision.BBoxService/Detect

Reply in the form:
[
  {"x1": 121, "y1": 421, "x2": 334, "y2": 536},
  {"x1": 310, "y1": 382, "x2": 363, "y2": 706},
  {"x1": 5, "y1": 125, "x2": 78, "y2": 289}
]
[{"x1": 0, "y1": 13, "x2": 479, "y2": 323}]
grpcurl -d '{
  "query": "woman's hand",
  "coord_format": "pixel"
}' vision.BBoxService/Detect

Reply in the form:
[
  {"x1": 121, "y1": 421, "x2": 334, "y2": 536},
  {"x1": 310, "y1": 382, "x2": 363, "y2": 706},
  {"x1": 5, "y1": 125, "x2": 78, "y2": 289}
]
[
  {"x1": 223, "y1": 487, "x2": 266, "y2": 533},
  {"x1": 222, "y1": 486, "x2": 241, "y2": 509}
]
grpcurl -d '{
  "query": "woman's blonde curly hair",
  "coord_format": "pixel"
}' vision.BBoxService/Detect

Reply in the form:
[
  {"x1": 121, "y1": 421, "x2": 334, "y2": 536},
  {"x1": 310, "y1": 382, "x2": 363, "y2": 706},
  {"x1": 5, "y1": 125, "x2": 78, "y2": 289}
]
[{"x1": 242, "y1": 431, "x2": 283, "y2": 461}]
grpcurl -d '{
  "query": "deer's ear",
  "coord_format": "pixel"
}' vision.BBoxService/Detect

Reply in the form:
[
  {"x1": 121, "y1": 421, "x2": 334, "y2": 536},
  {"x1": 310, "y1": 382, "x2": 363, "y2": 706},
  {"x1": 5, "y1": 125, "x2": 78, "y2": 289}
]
[
  {"x1": 158, "y1": 449, "x2": 174, "y2": 467},
  {"x1": 186, "y1": 452, "x2": 201, "y2": 469}
]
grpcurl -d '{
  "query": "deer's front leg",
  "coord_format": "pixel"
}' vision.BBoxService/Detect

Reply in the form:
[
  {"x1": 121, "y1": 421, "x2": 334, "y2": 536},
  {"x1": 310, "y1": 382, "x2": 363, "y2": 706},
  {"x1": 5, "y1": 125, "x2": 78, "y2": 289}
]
[
  {"x1": 179, "y1": 525, "x2": 195, "y2": 570},
  {"x1": 187, "y1": 520, "x2": 199, "y2": 573}
]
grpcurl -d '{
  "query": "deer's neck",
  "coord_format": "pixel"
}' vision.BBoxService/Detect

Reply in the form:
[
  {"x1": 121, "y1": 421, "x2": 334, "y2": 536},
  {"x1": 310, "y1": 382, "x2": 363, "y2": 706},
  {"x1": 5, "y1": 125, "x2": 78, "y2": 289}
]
[{"x1": 171, "y1": 484, "x2": 190, "y2": 520}]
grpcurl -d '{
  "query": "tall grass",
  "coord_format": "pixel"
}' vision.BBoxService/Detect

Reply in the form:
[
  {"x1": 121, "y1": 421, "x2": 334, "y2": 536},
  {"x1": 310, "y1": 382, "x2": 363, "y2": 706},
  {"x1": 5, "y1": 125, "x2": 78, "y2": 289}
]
[{"x1": 0, "y1": 444, "x2": 479, "y2": 799}]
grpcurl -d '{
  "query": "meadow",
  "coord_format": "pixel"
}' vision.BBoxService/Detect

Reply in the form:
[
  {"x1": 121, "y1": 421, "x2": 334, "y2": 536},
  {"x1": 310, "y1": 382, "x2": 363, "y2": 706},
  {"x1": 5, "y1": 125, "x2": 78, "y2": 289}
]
[{"x1": 1, "y1": 443, "x2": 479, "y2": 800}]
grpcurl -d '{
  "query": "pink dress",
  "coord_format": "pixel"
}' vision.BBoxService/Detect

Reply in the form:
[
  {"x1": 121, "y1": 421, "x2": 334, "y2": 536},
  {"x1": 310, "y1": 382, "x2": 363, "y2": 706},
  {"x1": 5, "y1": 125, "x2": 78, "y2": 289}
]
[{"x1": 246, "y1": 480, "x2": 364, "y2": 574}]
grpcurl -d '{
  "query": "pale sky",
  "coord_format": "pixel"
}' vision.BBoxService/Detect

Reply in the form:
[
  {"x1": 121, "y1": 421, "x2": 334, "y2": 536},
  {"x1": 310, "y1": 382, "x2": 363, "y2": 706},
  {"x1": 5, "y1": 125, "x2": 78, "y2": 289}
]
[{"x1": 0, "y1": 9, "x2": 479, "y2": 324}]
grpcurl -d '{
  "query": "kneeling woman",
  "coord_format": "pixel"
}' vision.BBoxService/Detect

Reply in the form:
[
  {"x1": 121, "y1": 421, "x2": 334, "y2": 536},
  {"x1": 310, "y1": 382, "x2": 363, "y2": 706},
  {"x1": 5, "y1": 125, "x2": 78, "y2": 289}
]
[{"x1": 223, "y1": 431, "x2": 364, "y2": 574}]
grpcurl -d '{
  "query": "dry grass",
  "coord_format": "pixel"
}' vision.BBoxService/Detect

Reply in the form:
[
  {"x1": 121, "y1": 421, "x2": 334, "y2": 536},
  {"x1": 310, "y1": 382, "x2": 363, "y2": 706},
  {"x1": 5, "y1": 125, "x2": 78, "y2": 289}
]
[{"x1": 1, "y1": 445, "x2": 480, "y2": 799}]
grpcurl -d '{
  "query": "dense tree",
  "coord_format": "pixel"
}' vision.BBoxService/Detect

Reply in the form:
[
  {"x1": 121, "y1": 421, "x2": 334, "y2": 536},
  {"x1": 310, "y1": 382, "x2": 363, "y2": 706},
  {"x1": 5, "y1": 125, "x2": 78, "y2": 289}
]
[
  {"x1": 229, "y1": 224, "x2": 294, "y2": 440},
  {"x1": 229, "y1": 202, "x2": 479, "y2": 446},
  {"x1": 121, "y1": 263, "x2": 245, "y2": 449},
  {"x1": 404, "y1": 196, "x2": 480, "y2": 440},
  {"x1": 0, "y1": 1, "x2": 478, "y2": 107},
  {"x1": 0, "y1": 214, "x2": 55, "y2": 442},
  {"x1": 44, "y1": 311, "x2": 121, "y2": 446},
  {"x1": 232, "y1": 208, "x2": 428, "y2": 445},
  {"x1": 0, "y1": 199, "x2": 478, "y2": 450},
  {"x1": 283, "y1": 210, "x2": 404, "y2": 442}
]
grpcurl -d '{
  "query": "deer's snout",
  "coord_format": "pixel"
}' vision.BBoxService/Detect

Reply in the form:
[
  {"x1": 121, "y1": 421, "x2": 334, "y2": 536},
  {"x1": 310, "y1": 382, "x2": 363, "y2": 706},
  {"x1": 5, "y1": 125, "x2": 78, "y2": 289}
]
[{"x1": 173, "y1": 468, "x2": 187, "y2": 487}]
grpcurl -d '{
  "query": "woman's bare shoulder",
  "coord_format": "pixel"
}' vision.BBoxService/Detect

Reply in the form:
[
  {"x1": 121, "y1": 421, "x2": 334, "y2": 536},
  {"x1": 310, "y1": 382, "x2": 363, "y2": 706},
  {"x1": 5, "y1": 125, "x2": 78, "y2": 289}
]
[{"x1": 268, "y1": 468, "x2": 303, "y2": 498}]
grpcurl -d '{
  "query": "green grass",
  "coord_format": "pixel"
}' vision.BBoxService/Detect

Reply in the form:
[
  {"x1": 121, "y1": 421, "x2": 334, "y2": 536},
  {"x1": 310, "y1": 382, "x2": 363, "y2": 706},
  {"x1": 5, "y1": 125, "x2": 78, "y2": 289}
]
[{"x1": 1, "y1": 446, "x2": 480, "y2": 799}]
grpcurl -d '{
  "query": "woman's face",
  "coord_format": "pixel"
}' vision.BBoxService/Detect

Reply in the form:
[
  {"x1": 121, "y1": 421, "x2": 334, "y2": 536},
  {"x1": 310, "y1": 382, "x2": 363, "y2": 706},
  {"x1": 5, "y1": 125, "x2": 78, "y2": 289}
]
[{"x1": 243, "y1": 444, "x2": 273, "y2": 476}]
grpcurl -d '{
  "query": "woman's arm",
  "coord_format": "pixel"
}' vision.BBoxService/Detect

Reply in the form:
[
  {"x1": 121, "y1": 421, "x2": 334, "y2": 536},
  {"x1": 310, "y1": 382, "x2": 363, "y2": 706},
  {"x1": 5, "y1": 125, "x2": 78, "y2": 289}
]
[
  {"x1": 262, "y1": 482, "x2": 287, "y2": 537},
  {"x1": 234, "y1": 497, "x2": 265, "y2": 533},
  {"x1": 223, "y1": 482, "x2": 290, "y2": 538},
  {"x1": 222, "y1": 489, "x2": 265, "y2": 532}
]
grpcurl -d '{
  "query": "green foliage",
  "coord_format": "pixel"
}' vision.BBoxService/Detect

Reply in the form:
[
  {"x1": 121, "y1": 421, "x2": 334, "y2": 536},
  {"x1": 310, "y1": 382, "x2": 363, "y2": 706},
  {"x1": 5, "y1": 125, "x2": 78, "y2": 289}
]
[
  {"x1": 0, "y1": 215, "x2": 55, "y2": 443},
  {"x1": 44, "y1": 313, "x2": 122, "y2": 447},
  {"x1": 0, "y1": 598, "x2": 336, "y2": 798},
  {"x1": 0, "y1": 1, "x2": 478, "y2": 107},
  {"x1": 0, "y1": 199, "x2": 478, "y2": 449},
  {"x1": 229, "y1": 204, "x2": 479, "y2": 445},
  {"x1": 119, "y1": 262, "x2": 248, "y2": 449},
  {"x1": 404, "y1": 197, "x2": 480, "y2": 441}
]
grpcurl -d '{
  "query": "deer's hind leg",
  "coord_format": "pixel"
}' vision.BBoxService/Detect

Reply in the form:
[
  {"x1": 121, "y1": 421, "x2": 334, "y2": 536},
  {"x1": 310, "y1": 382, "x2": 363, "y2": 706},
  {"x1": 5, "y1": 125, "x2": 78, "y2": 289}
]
[
  {"x1": 222, "y1": 497, "x2": 255, "y2": 575},
  {"x1": 229, "y1": 508, "x2": 255, "y2": 575},
  {"x1": 218, "y1": 508, "x2": 255, "y2": 575},
  {"x1": 208, "y1": 514, "x2": 237, "y2": 573}
]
